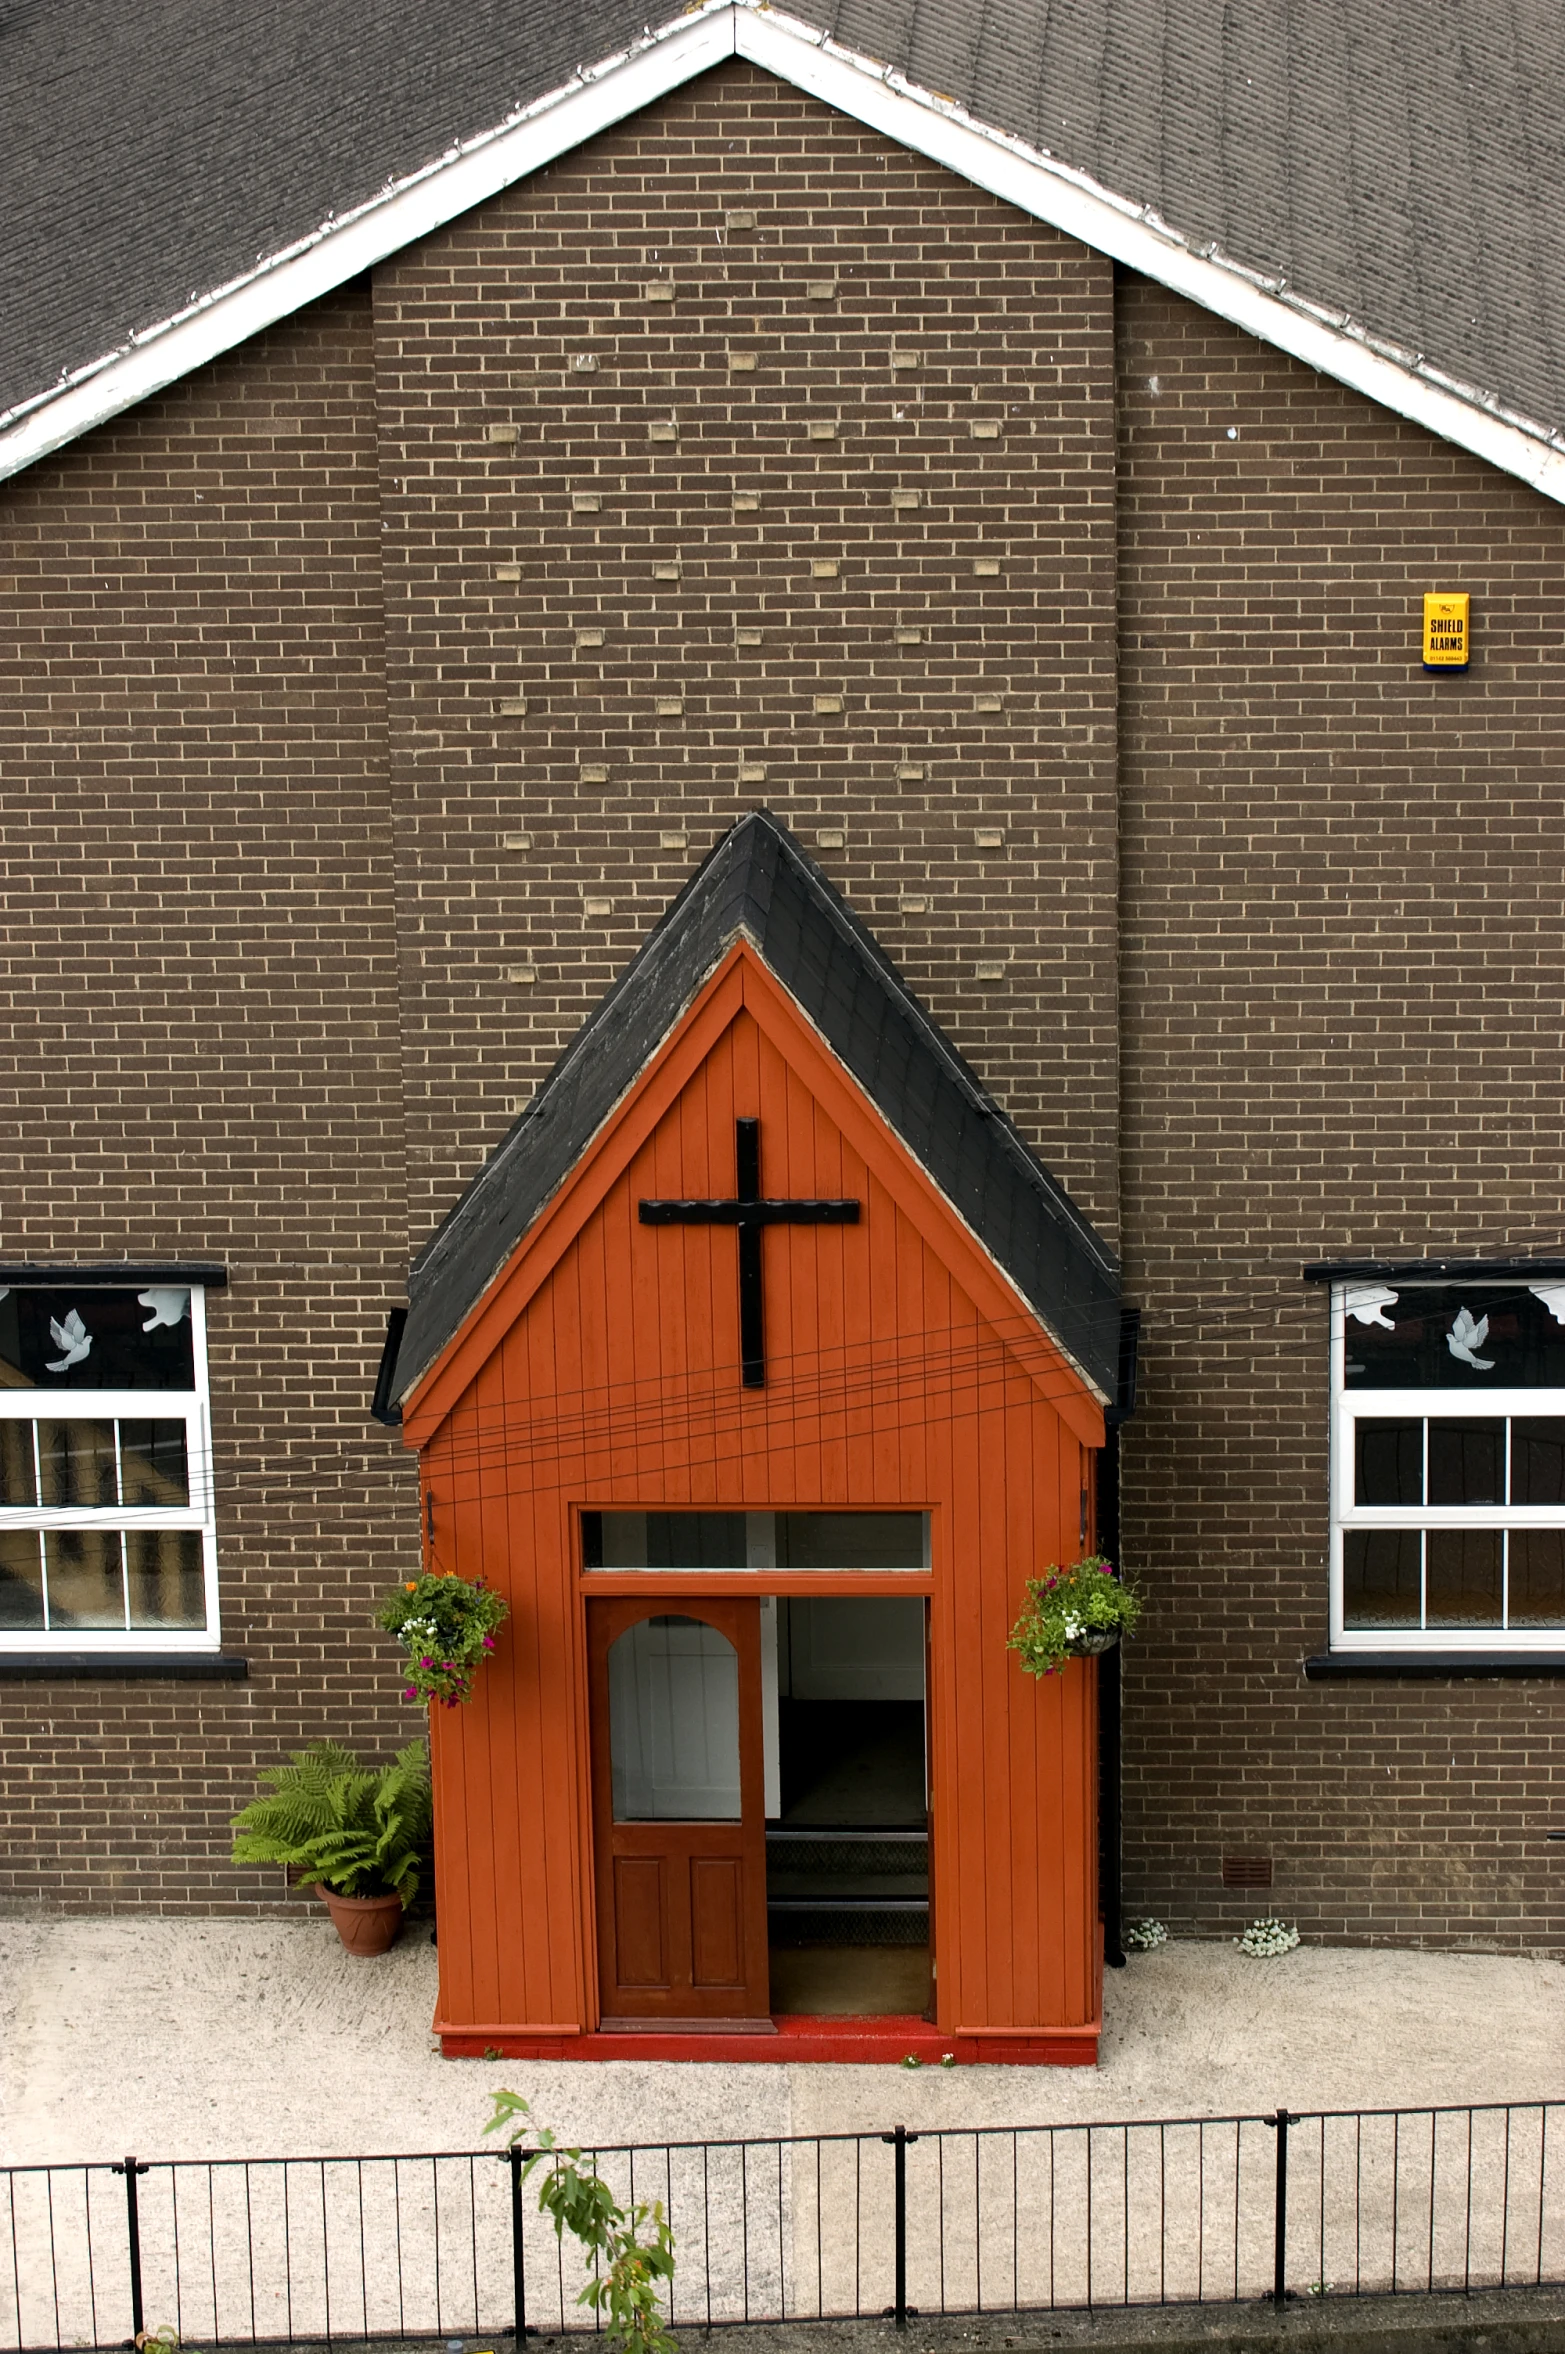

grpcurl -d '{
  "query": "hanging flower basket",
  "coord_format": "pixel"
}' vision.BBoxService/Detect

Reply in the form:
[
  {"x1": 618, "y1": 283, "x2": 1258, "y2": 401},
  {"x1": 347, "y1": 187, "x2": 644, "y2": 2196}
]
[
  {"x1": 376, "y1": 1571, "x2": 509, "y2": 1708},
  {"x1": 1007, "y1": 1554, "x2": 1141, "y2": 1680}
]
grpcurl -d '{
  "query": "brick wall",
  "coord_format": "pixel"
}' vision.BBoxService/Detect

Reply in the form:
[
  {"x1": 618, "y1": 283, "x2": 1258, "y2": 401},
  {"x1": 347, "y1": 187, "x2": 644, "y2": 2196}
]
[
  {"x1": 372, "y1": 59, "x2": 1123, "y2": 1248},
  {"x1": 1115, "y1": 270, "x2": 1565, "y2": 1948},
  {"x1": 0, "y1": 290, "x2": 422, "y2": 1910},
  {"x1": 3, "y1": 61, "x2": 1563, "y2": 1946}
]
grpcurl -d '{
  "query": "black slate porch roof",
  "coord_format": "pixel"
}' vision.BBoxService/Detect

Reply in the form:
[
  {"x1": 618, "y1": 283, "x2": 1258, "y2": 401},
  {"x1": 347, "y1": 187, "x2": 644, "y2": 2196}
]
[{"x1": 394, "y1": 809, "x2": 1121, "y2": 1406}]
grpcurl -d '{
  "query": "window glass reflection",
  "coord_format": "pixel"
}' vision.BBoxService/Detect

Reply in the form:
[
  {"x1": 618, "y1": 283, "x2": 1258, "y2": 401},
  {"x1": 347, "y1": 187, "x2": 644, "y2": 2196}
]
[
  {"x1": 0, "y1": 1532, "x2": 45, "y2": 1629},
  {"x1": 42, "y1": 1530, "x2": 126, "y2": 1628},
  {"x1": 126, "y1": 1530, "x2": 206, "y2": 1629},
  {"x1": 584, "y1": 1508, "x2": 928, "y2": 1571},
  {"x1": 0, "y1": 1423, "x2": 37, "y2": 1507},
  {"x1": 1511, "y1": 1419, "x2": 1565, "y2": 1506},
  {"x1": 1508, "y1": 1532, "x2": 1565, "y2": 1627},
  {"x1": 1343, "y1": 1531, "x2": 1421, "y2": 1628},
  {"x1": 1355, "y1": 1421, "x2": 1422, "y2": 1506},
  {"x1": 608, "y1": 1615, "x2": 741, "y2": 1820},
  {"x1": 0, "y1": 1288, "x2": 194, "y2": 1391},
  {"x1": 1425, "y1": 1531, "x2": 1503, "y2": 1627},
  {"x1": 37, "y1": 1422, "x2": 119, "y2": 1509},
  {"x1": 1426, "y1": 1421, "x2": 1505, "y2": 1507}
]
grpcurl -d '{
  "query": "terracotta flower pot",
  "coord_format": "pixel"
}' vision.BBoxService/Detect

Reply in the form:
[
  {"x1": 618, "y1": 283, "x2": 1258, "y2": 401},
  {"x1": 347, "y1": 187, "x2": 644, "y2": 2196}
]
[{"x1": 317, "y1": 1884, "x2": 405, "y2": 1956}]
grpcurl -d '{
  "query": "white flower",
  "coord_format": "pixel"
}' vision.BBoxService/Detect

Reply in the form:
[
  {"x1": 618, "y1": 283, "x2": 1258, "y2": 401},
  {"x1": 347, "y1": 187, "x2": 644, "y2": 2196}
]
[{"x1": 1236, "y1": 1916, "x2": 1300, "y2": 1958}]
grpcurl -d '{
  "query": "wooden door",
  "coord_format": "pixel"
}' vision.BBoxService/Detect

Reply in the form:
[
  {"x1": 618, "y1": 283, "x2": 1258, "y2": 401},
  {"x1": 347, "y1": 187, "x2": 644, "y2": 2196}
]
[{"x1": 589, "y1": 1598, "x2": 771, "y2": 2024}]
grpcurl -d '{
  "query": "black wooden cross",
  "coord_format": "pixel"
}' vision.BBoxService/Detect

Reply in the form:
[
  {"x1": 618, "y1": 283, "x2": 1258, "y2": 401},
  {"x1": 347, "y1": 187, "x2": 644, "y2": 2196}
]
[{"x1": 638, "y1": 1118, "x2": 860, "y2": 1388}]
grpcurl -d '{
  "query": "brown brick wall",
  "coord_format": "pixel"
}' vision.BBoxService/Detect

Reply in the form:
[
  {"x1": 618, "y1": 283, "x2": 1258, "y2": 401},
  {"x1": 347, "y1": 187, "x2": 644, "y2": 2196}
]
[
  {"x1": 1115, "y1": 270, "x2": 1565, "y2": 1948},
  {"x1": 0, "y1": 289, "x2": 422, "y2": 1911},
  {"x1": 372, "y1": 59, "x2": 1123, "y2": 1249},
  {"x1": 3, "y1": 62, "x2": 1563, "y2": 1949}
]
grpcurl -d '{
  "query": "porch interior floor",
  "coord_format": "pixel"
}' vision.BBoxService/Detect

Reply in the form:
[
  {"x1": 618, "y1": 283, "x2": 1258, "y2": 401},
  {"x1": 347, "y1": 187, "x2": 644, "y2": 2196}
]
[{"x1": 768, "y1": 1943, "x2": 933, "y2": 2019}]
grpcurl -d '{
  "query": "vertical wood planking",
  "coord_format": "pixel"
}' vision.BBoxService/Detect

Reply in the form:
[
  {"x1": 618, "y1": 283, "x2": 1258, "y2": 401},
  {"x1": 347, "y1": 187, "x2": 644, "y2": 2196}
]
[{"x1": 421, "y1": 986, "x2": 1104, "y2": 2042}]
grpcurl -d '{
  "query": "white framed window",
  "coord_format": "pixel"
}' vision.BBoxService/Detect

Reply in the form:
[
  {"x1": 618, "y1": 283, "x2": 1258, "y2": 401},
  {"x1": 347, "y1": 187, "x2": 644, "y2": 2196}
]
[
  {"x1": 0, "y1": 1282, "x2": 218, "y2": 1650},
  {"x1": 1331, "y1": 1280, "x2": 1565, "y2": 1651}
]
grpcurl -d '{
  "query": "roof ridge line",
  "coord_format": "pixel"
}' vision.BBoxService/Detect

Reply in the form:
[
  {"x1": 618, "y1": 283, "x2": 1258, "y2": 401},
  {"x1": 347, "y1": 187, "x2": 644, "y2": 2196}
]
[{"x1": 4, "y1": 0, "x2": 1562, "y2": 501}]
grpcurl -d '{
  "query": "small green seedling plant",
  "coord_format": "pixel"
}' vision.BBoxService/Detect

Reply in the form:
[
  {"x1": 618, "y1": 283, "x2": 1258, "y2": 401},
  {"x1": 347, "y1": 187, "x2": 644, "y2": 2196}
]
[
  {"x1": 485, "y1": 2090, "x2": 676, "y2": 2354},
  {"x1": 1124, "y1": 1918, "x2": 1169, "y2": 1951}
]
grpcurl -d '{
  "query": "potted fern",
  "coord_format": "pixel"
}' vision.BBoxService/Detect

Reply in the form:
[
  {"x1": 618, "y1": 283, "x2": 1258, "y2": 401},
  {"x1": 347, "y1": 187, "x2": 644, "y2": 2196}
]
[{"x1": 231, "y1": 1740, "x2": 432, "y2": 1955}]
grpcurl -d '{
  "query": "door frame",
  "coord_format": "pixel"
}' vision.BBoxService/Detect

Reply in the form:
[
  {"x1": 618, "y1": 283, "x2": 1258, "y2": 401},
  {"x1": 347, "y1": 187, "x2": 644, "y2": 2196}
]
[{"x1": 587, "y1": 1594, "x2": 771, "y2": 2024}]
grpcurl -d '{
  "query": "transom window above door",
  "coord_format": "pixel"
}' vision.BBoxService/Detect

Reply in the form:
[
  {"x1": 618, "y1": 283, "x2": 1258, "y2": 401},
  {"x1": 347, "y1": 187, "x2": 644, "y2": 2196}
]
[
  {"x1": 582, "y1": 1510, "x2": 930, "y2": 1573},
  {"x1": 1331, "y1": 1281, "x2": 1565, "y2": 1648},
  {"x1": 0, "y1": 1282, "x2": 219, "y2": 1649}
]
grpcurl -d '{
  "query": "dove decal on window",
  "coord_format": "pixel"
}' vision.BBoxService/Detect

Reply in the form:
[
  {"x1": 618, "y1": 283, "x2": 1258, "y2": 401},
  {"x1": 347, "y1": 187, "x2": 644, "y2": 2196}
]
[
  {"x1": 44, "y1": 1309, "x2": 92, "y2": 1372},
  {"x1": 1345, "y1": 1284, "x2": 1398, "y2": 1330},
  {"x1": 1530, "y1": 1284, "x2": 1565, "y2": 1328},
  {"x1": 138, "y1": 1287, "x2": 189, "y2": 1333},
  {"x1": 1446, "y1": 1306, "x2": 1495, "y2": 1371}
]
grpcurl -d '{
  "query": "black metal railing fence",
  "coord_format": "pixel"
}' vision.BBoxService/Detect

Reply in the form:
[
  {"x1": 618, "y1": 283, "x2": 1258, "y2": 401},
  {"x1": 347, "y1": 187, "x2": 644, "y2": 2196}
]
[{"x1": 1, "y1": 2102, "x2": 1559, "y2": 2350}]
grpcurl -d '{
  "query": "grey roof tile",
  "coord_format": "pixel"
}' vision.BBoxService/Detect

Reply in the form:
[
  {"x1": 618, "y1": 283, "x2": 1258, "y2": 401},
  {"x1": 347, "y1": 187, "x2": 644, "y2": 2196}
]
[
  {"x1": 395, "y1": 811, "x2": 1121, "y2": 1406},
  {"x1": 3, "y1": 0, "x2": 1564, "y2": 442}
]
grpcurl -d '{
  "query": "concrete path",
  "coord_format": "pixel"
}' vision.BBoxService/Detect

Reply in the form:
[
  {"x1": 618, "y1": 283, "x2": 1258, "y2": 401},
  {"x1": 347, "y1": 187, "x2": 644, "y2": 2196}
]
[{"x1": 1, "y1": 1917, "x2": 1558, "y2": 2165}]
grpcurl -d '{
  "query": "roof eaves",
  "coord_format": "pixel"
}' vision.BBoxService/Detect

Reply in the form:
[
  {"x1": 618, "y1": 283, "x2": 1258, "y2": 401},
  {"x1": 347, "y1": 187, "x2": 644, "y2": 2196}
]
[
  {"x1": 737, "y1": 3, "x2": 1565, "y2": 500},
  {"x1": 0, "y1": 0, "x2": 738, "y2": 481},
  {"x1": 8, "y1": 0, "x2": 1561, "y2": 499}
]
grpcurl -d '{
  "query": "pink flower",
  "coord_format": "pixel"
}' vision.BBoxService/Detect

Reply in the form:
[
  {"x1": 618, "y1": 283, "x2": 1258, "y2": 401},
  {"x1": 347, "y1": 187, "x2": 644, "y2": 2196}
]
[
  {"x1": 420, "y1": 1655, "x2": 433, "y2": 1668},
  {"x1": 403, "y1": 1685, "x2": 418, "y2": 1700},
  {"x1": 481, "y1": 1635, "x2": 496, "y2": 1650}
]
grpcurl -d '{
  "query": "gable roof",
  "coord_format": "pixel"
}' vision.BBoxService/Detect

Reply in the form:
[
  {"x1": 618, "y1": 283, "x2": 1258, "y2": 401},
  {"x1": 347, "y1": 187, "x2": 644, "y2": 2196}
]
[
  {"x1": 3, "y1": 0, "x2": 1565, "y2": 501},
  {"x1": 393, "y1": 810, "x2": 1121, "y2": 1410}
]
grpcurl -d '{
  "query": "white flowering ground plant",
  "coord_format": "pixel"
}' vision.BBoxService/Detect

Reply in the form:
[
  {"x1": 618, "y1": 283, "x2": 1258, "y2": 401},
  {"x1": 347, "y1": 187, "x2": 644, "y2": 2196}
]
[
  {"x1": 1007, "y1": 1555, "x2": 1141, "y2": 1679},
  {"x1": 1124, "y1": 1918, "x2": 1169, "y2": 1951},
  {"x1": 376, "y1": 1571, "x2": 508, "y2": 1708},
  {"x1": 1236, "y1": 1916, "x2": 1300, "y2": 1958}
]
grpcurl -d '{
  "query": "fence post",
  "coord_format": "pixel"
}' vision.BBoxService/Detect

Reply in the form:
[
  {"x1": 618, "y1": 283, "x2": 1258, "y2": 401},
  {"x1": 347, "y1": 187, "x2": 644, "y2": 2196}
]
[
  {"x1": 1269, "y1": 2111, "x2": 1291, "y2": 2309},
  {"x1": 112, "y1": 2156, "x2": 150, "y2": 2346},
  {"x1": 507, "y1": 2146, "x2": 528, "y2": 2341},
  {"x1": 880, "y1": 2126, "x2": 919, "y2": 2328}
]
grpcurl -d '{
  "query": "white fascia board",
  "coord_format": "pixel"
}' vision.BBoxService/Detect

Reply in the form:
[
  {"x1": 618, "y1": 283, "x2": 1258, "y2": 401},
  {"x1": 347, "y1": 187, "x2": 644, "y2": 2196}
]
[
  {"x1": 738, "y1": 5, "x2": 1565, "y2": 508},
  {"x1": 0, "y1": 2, "x2": 737, "y2": 484},
  {"x1": 5, "y1": 0, "x2": 1565, "y2": 509}
]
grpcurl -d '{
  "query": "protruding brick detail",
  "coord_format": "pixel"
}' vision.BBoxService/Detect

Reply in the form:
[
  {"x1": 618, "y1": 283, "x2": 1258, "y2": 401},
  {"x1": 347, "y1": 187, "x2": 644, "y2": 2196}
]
[
  {"x1": 370, "y1": 60, "x2": 1122, "y2": 1251},
  {"x1": 2, "y1": 66, "x2": 1562, "y2": 1950}
]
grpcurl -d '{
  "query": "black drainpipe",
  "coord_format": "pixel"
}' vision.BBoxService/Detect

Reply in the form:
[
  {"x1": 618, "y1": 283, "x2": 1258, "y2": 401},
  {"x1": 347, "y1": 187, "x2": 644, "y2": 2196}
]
[{"x1": 1097, "y1": 1308, "x2": 1140, "y2": 1970}]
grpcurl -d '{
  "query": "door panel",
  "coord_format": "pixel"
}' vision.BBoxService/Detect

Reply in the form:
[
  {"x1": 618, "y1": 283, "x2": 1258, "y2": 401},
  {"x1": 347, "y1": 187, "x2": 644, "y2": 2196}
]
[
  {"x1": 590, "y1": 1596, "x2": 770, "y2": 2021},
  {"x1": 689, "y1": 1857, "x2": 744, "y2": 1986},
  {"x1": 613, "y1": 1857, "x2": 668, "y2": 1986}
]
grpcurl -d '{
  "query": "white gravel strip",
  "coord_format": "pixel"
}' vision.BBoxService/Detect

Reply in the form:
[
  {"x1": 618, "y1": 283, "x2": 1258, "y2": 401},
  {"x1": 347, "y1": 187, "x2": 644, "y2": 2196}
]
[{"x1": 0, "y1": 1917, "x2": 1558, "y2": 2167}]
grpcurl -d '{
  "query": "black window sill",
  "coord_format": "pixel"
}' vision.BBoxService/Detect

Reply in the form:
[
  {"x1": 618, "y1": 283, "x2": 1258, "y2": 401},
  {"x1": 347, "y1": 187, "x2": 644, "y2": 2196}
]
[
  {"x1": 1305, "y1": 1651, "x2": 1565, "y2": 1679},
  {"x1": 0, "y1": 1653, "x2": 247, "y2": 1681}
]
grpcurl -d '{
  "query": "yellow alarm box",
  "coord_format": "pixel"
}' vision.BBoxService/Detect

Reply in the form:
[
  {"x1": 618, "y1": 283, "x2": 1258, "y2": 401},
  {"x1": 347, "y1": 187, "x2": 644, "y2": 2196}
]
[{"x1": 1423, "y1": 592, "x2": 1470, "y2": 669}]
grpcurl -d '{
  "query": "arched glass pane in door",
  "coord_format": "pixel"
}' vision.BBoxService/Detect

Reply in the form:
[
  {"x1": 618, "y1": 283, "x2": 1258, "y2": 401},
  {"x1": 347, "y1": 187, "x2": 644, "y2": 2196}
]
[{"x1": 607, "y1": 1614, "x2": 741, "y2": 1821}]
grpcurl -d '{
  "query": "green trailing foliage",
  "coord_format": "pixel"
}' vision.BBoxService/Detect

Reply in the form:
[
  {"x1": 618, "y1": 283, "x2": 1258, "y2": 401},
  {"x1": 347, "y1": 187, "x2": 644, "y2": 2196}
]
[
  {"x1": 230, "y1": 1740, "x2": 432, "y2": 1901},
  {"x1": 1007, "y1": 1554, "x2": 1141, "y2": 1680},
  {"x1": 485, "y1": 2089, "x2": 676, "y2": 2354},
  {"x1": 376, "y1": 1571, "x2": 509, "y2": 1707}
]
